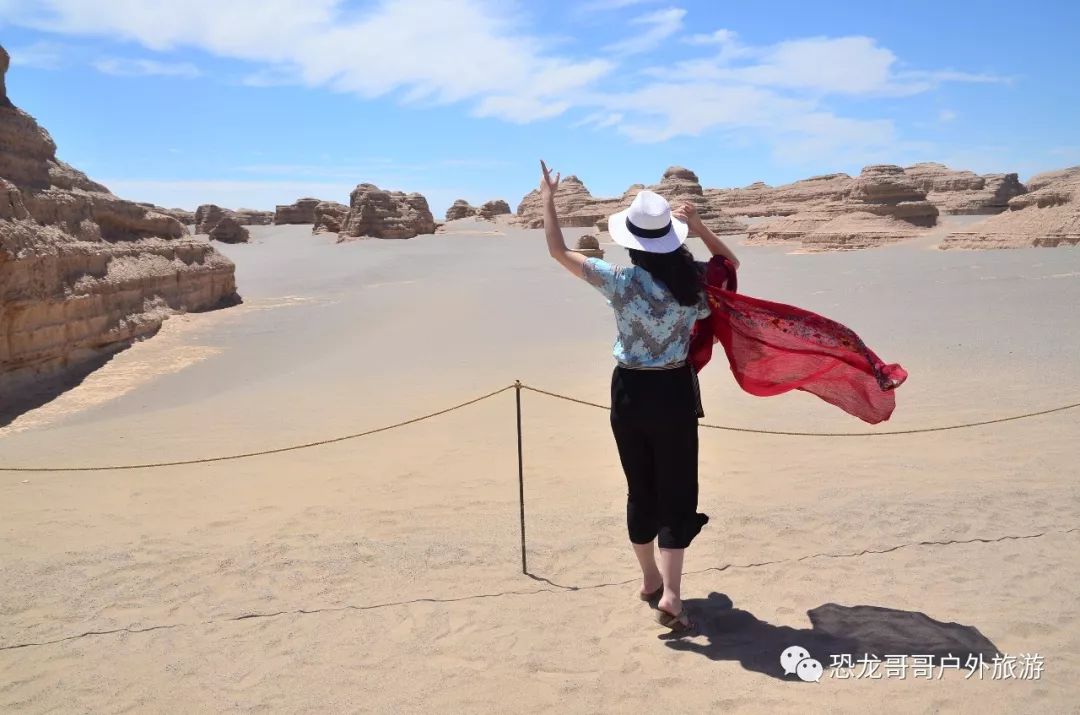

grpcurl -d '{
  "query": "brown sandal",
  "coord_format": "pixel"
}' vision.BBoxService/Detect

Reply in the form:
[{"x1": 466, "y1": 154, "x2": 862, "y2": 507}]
[
  {"x1": 656, "y1": 607, "x2": 694, "y2": 631},
  {"x1": 639, "y1": 585, "x2": 664, "y2": 602}
]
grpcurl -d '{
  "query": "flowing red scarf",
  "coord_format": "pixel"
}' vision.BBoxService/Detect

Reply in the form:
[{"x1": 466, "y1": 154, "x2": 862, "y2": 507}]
[{"x1": 689, "y1": 256, "x2": 907, "y2": 424}]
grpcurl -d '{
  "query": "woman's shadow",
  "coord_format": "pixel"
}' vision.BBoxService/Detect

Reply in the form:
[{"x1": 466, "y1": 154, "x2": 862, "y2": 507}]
[{"x1": 661, "y1": 592, "x2": 1000, "y2": 680}]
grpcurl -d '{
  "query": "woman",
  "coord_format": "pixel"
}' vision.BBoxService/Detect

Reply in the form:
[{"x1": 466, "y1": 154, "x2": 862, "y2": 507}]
[{"x1": 538, "y1": 160, "x2": 740, "y2": 631}]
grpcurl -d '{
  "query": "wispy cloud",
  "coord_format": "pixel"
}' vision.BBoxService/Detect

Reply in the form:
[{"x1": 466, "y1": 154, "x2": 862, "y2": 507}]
[
  {"x1": 7, "y1": 0, "x2": 613, "y2": 122},
  {"x1": 657, "y1": 36, "x2": 1009, "y2": 96},
  {"x1": 574, "y1": 112, "x2": 625, "y2": 130},
  {"x1": 577, "y1": 0, "x2": 661, "y2": 14},
  {"x1": 2, "y1": 1, "x2": 1014, "y2": 168},
  {"x1": 938, "y1": 108, "x2": 958, "y2": 122},
  {"x1": 603, "y1": 7, "x2": 686, "y2": 57},
  {"x1": 93, "y1": 57, "x2": 201, "y2": 78},
  {"x1": 7, "y1": 40, "x2": 69, "y2": 69},
  {"x1": 584, "y1": 32, "x2": 1009, "y2": 164}
]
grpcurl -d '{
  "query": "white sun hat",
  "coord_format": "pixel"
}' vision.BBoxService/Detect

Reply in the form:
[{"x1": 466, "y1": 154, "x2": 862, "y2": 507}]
[{"x1": 607, "y1": 189, "x2": 688, "y2": 254}]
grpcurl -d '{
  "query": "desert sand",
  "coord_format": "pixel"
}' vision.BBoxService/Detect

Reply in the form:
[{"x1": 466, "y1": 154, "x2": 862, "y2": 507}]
[{"x1": 2, "y1": 219, "x2": 1079, "y2": 713}]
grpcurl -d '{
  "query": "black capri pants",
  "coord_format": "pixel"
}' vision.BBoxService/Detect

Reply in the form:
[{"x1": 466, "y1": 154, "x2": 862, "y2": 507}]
[{"x1": 610, "y1": 364, "x2": 709, "y2": 549}]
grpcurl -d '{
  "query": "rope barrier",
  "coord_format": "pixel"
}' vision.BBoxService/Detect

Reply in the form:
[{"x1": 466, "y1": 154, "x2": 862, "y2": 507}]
[
  {"x1": 517, "y1": 384, "x2": 1080, "y2": 437},
  {"x1": 0, "y1": 384, "x2": 515, "y2": 472},
  {"x1": 2, "y1": 380, "x2": 1079, "y2": 472}
]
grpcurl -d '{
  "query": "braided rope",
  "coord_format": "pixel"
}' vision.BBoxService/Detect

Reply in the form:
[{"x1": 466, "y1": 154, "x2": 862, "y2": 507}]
[
  {"x1": 3, "y1": 381, "x2": 1079, "y2": 472},
  {"x1": 0, "y1": 384, "x2": 515, "y2": 472},
  {"x1": 517, "y1": 384, "x2": 1080, "y2": 437}
]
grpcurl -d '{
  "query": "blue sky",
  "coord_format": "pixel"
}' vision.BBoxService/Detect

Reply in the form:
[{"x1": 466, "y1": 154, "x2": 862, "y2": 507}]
[{"x1": 2, "y1": 0, "x2": 1078, "y2": 215}]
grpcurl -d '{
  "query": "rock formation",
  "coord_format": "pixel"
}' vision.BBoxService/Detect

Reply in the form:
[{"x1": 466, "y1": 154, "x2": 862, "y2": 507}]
[
  {"x1": 516, "y1": 175, "x2": 603, "y2": 228},
  {"x1": 705, "y1": 173, "x2": 852, "y2": 217},
  {"x1": 903, "y1": 163, "x2": 1026, "y2": 215},
  {"x1": 516, "y1": 169, "x2": 744, "y2": 234},
  {"x1": 195, "y1": 205, "x2": 272, "y2": 233},
  {"x1": 0, "y1": 45, "x2": 239, "y2": 393},
  {"x1": 941, "y1": 166, "x2": 1080, "y2": 249},
  {"x1": 445, "y1": 199, "x2": 476, "y2": 221},
  {"x1": 571, "y1": 234, "x2": 604, "y2": 258},
  {"x1": 234, "y1": 208, "x2": 273, "y2": 225},
  {"x1": 208, "y1": 216, "x2": 249, "y2": 243},
  {"x1": 845, "y1": 165, "x2": 938, "y2": 227},
  {"x1": 337, "y1": 183, "x2": 436, "y2": 240},
  {"x1": 747, "y1": 212, "x2": 925, "y2": 251},
  {"x1": 312, "y1": 200, "x2": 348, "y2": 234},
  {"x1": 477, "y1": 199, "x2": 511, "y2": 219},
  {"x1": 274, "y1": 197, "x2": 321, "y2": 225},
  {"x1": 164, "y1": 207, "x2": 195, "y2": 225},
  {"x1": 195, "y1": 203, "x2": 230, "y2": 234},
  {"x1": 649, "y1": 166, "x2": 745, "y2": 235},
  {"x1": 746, "y1": 165, "x2": 939, "y2": 250},
  {"x1": 445, "y1": 198, "x2": 513, "y2": 222}
]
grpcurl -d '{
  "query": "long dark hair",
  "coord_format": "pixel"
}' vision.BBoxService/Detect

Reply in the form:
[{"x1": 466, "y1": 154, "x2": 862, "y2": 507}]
[{"x1": 627, "y1": 245, "x2": 702, "y2": 307}]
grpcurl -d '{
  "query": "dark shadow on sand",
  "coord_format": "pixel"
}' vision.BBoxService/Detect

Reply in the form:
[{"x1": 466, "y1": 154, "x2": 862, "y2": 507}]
[
  {"x1": 0, "y1": 350, "x2": 121, "y2": 428},
  {"x1": 661, "y1": 592, "x2": 1000, "y2": 681}
]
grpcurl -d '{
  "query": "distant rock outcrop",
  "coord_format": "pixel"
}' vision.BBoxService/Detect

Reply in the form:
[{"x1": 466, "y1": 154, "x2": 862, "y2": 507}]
[
  {"x1": 516, "y1": 175, "x2": 602, "y2": 228},
  {"x1": 195, "y1": 203, "x2": 230, "y2": 234},
  {"x1": 446, "y1": 198, "x2": 513, "y2": 222},
  {"x1": 941, "y1": 166, "x2": 1080, "y2": 249},
  {"x1": 845, "y1": 165, "x2": 938, "y2": 227},
  {"x1": 312, "y1": 200, "x2": 348, "y2": 234},
  {"x1": 747, "y1": 165, "x2": 939, "y2": 250},
  {"x1": 337, "y1": 183, "x2": 436, "y2": 240},
  {"x1": 235, "y1": 208, "x2": 273, "y2": 225},
  {"x1": 195, "y1": 205, "x2": 272, "y2": 233},
  {"x1": 0, "y1": 45, "x2": 239, "y2": 393},
  {"x1": 516, "y1": 168, "x2": 744, "y2": 234},
  {"x1": 705, "y1": 174, "x2": 852, "y2": 217},
  {"x1": 208, "y1": 216, "x2": 250, "y2": 243},
  {"x1": 649, "y1": 166, "x2": 745, "y2": 235},
  {"x1": 274, "y1": 197, "x2": 321, "y2": 225},
  {"x1": 477, "y1": 199, "x2": 511, "y2": 219},
  {"x1": 903, "y1": 163, "x2": 1026, "y2": 215},
  {"x1": 445, "y1": 199, "x2": 476, "y2": 221},
  {"x1": 748, "y1": 212, "x2": 925, "y2": 250},
  {"x1": 571, "y1": 234, "x2": 604, "y2": 258},
  {"x1": 165, "y1": 207, "x2": 195, "y2": 225}
]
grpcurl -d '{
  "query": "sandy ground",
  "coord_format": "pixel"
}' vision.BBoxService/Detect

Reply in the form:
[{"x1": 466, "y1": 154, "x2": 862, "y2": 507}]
[{"x1": 2, "y1": 219, "x2": 1079, "y2": 713}]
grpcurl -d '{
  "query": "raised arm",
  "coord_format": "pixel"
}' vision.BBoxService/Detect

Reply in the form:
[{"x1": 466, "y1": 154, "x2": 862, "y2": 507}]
[
  {"x1": 540, "y1": 160, "x2": 588, "y2": 279},
  {"x1": 672, "y1": 202, "x2": 740, "y2": 269}
]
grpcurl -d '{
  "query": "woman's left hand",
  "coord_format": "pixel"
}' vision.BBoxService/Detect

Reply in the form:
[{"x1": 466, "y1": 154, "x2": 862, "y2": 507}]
[{"x1": 539, "y1": 160, "x2": 560, "y2": 200}]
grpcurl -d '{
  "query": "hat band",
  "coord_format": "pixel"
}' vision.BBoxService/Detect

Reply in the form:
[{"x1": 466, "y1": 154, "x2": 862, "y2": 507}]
[{"x1": 625, "y1": 217, "x2": 671, "y2": 239}]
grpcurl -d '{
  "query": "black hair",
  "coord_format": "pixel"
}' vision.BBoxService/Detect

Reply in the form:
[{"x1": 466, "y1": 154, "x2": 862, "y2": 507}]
[{"x1": 627, "y1": 245, "x2": 703, "y2": 307}]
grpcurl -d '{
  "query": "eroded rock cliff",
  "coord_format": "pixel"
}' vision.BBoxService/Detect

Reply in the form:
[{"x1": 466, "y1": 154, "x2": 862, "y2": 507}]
[
  {"x1": 337, "y1": 184, "x2": 436, "y2": 240},
  {"x1": 0, "y1": 45, "x2": 239, "y2": 394}
]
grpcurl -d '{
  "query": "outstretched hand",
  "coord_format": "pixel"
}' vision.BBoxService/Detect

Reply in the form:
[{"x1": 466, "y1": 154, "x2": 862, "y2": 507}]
[
  {"x1": 671, "y1": 201, "x2": 699, "y2": 228},
  {"x1": 539, "y1": 160, "x2": 560, "y2": 200}
]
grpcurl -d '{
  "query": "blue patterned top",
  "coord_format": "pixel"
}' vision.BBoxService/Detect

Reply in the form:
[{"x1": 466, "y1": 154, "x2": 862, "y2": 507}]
[{"x1": 582, "y1": 257, "x2": 710, "y2": 368}]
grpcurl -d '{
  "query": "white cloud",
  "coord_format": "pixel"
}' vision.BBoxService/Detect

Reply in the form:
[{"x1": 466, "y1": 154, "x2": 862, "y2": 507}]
[
  {"x1": 603, "y1": 7, "x2": 685, "y2": 57},
  {"x1": 938, "y1": 108, "x2": 958, "y2": 122},
  {"x1": 577, "y1": 0, "x2": 660, "y2": 13},
  {"x1": 93, "y1": 57, "x2": 201, "y2": 77},
  {"x1": 4, "y1": 0, "x2": 611, "y2": 122},
  {"x1": 574, "y1": 111, "x2": 624, "y2": 130},
  {"x1": 7, "y1": 40, "x2": 68, "y2": 69},
  {"x1": 1, "y1": 1, "x2": 1013, "y2": 167},
  {"x1": 684, "y1": 28, "x2": 737, "y2": 46},
  {"x1": 576, "y1": 31, "x2": 1009, "y2": 164},
  {"x1": 661, "y1": 35, "x2": 1008, "y2": 96}
]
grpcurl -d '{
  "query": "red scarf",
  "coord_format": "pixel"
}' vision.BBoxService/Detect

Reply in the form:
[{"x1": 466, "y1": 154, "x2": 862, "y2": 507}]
[{"x1": 689, "y1": 256, "x2": 907, "y2": 424}]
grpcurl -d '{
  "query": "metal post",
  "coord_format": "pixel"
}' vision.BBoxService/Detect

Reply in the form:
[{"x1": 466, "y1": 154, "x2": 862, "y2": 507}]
[{"x1": 515, "y1": 380, "x2": 527, "y2": 574}]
